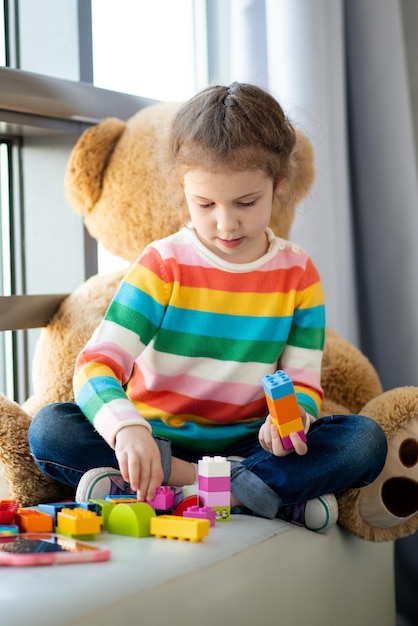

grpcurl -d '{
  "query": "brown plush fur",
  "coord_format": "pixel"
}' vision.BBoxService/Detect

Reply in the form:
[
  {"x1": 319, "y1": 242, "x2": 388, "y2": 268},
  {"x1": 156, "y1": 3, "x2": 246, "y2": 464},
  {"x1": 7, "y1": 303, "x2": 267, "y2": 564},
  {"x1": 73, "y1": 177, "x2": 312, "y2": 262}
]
[{"x1": 0, "y1": 102, "x2": 418, "y2": 541}]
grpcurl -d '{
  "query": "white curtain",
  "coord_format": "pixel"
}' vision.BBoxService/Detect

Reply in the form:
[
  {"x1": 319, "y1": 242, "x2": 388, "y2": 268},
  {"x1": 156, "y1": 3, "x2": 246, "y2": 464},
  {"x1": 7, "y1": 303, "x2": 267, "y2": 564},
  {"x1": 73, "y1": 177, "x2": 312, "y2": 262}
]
[{"x1": 227, "y1": 0, "x2": 418, "y2": 391}]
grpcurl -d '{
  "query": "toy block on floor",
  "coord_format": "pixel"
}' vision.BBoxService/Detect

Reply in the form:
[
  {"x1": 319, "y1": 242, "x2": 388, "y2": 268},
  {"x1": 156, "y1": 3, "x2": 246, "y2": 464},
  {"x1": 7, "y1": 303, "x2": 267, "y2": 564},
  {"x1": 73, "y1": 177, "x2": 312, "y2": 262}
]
[
  {"x1": 0, "y1": 499, "x2": 19, "y2": 524},
  {"x1": 0, "y1": 524, "x2": 19, "y2": 536},
  {"x1": 171, "y1": 494, "x2": 199, "y2": 517},
  {"x1": 15, "y1": 509, "x2": 54, "y2": 533},
  {"x1": 56, "y1": 508, "x2": 103, "y2": 537},
  {"x1": 184, "y1": 505, "x2": 216, "y2": 526},
  {"x1": 38, "y1": 501, "x2": 95, "y2": 525},
  {"x1": 88, "y1": 499, "x2": 116, "y2": 530},
  {"x1": 262, "y1": 369, "x2": 306, "y2": 449},
  {"x1": 213, "y1": 506, "x2": 231, "y2": 522},
  {"x1": 150, "y1": 515, "x2": 210, "y2": 542},
  {"x1": 107, "y1": 502, "x2": 155, "y2": 537},
  {"x1": 198, "y1": 456, "x2": 231, "y2": 521}
]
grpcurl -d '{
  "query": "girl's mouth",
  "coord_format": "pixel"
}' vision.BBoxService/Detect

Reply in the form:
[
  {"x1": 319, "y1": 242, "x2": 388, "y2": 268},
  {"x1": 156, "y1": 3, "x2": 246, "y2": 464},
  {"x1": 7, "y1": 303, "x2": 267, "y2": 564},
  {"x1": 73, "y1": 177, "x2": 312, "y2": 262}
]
[{"x1": 218, "y1": 237, "x2": 245, "y2": 248}]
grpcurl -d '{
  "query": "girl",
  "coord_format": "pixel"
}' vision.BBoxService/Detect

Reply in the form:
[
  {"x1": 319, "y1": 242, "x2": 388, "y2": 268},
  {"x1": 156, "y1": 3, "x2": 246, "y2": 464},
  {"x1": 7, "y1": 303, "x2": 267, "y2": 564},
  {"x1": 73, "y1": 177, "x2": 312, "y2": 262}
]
[{"x1": 29, "y1": 83, "x2": 387, "y2": 531}]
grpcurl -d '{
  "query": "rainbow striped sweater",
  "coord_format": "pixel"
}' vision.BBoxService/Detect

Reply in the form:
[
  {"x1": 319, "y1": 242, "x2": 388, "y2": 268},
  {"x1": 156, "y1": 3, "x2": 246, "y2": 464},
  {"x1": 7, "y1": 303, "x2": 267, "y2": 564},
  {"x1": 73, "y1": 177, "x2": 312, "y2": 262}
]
[{"x1": 74, "y1": 227, "x2": 325, "y2": 452}]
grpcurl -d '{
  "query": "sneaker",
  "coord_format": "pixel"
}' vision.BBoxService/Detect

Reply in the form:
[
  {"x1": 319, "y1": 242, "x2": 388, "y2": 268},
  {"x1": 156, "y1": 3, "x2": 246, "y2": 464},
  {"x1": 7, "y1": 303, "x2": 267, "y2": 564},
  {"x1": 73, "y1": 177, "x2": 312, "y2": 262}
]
[
  {"x1": 75, "y1": 467, "x2": 135, "y2": 502},
  {"x1": 276, "y1": 494, "x2": 339, "y2": 532}
]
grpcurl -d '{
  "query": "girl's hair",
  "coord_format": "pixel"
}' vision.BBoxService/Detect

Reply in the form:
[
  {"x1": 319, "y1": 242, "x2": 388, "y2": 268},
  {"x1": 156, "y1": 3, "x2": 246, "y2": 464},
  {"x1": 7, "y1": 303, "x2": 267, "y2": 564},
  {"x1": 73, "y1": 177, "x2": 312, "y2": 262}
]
[{"x1": 167, "y1": 82, "x2": 296, "y2": 187}]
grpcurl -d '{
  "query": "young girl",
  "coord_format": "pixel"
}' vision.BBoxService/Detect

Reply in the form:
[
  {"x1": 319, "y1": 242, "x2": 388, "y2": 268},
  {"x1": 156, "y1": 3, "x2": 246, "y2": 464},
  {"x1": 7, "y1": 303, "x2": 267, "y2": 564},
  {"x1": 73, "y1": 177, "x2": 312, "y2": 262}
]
[{"x1": 28, "y1": 83, "x2": 387, "y2": 531}]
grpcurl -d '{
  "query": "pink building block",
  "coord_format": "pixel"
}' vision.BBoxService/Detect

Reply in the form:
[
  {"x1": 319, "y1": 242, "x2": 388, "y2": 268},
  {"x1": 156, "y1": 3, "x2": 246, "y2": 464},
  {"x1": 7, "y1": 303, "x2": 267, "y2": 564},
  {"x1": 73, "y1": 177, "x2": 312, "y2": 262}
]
[
  {"x1": 146, "y1": 486, "x2": 175, "y2": 510},
  {"x1": 198, "y1": 475, "x2": 230, "y2": 492},
  {"x1": 184, "y1": 505, "x2": 216, "y2": 526},
  {"x1": 199, "y1": 490, "x2": 231, "y2": 507}
]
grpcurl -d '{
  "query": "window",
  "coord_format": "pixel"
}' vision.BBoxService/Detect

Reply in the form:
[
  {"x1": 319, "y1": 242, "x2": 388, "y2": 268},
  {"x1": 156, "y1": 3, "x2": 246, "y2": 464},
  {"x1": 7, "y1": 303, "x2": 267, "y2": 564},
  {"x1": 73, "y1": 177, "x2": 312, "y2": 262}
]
[
  {"x1": 0, "y1": 0, "x2": 227, "y2": 402},
  {"x1": 91, "y1": 0, "x2": 208, "y2": 102},
  {"x1": 91, "y1": 0, "x2": 210, "y2": 274}
]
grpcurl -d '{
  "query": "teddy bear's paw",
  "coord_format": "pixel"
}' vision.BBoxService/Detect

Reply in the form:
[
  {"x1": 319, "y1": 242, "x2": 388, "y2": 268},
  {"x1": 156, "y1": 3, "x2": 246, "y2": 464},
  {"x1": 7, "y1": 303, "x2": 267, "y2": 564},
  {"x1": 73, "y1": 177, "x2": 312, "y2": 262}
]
[
  {"x1": 0, "y1": 394, "x2": 72, "y2": 507},
  {"x1": 347, "y1": 387, "x2": 418, "y2": 540},
  {"x1": 359, "y1": 419, "x2": 418, "y2": 529}
]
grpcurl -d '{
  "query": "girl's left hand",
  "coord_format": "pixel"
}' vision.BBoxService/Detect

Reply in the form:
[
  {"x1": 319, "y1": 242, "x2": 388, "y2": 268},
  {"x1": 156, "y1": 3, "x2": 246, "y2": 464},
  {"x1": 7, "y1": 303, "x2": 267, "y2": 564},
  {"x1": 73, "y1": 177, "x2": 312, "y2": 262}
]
[{"x1": 258, "y1": 410, "x2": 309, "y2": 456}]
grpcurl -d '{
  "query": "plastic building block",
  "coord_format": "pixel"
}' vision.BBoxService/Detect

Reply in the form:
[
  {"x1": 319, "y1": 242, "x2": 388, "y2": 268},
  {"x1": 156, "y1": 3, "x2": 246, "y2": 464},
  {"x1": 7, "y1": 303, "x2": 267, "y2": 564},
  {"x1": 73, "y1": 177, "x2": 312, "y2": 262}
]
[
  {"x1": 198, "y1": 456, "x2": 231, "y2": 478},
  {"x1": 213, "y1": 506, "x2": 231, "y2": 522},
  {"x1": 197, "y1": 456, "x2": 231, "y2": 520},
  {"x1": 107, "y1": 502, "x2": 155, "y2": 537},
  {"x1": 88, "y1": 499, "x2": 116, "y2": 531},
  {"x1": 105, "y1": 495, "x2": 138, "y2": 504},
  {"x1": 150, "y1": 515, "x2": 210, "y2": 542},
  {"x1": 0, "y1": 524, "x2": 19, "y2": 536},
  {"x1": 171, "y1": 494, "x2": 199, "y2": 517},
  {"x1": 0, "y1": 499, "x2": 19, "y2": 524},
  {"x1": 262, "y1": 369, "x2": 306, "y2": 450},
  {"x1": 146, "y1": 486, "x2": 175, "y2": 511},
  {"x1": 38, "y1": 501, "x2": 87, "y2": 525},
  {"x1": 14, "y1": 509, "x2": 54, "y2": 533},
  {"x1": 198, "y1": 475, "x2": 230, "y2": 491},
  {"x1": 56, "y1": 508, "x2": 103, "y2": 536},
  {"x1": 199, "y1": 490, "x2": 231, "y2": 507},
  {"x1": 184, "y1": 505, "x2": 216, "y2": 526}
]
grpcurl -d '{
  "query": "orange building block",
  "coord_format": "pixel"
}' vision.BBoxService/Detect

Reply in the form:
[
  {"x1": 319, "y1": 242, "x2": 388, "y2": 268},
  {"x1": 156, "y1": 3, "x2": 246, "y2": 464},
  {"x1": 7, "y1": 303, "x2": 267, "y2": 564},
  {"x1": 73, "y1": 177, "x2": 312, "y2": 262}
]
[
  {"x1": 262, "y1": 370, "x2": 306, "y2": 449},
  {"x1": 15, "y1": 509, "x2": 54, "y2": 533}
]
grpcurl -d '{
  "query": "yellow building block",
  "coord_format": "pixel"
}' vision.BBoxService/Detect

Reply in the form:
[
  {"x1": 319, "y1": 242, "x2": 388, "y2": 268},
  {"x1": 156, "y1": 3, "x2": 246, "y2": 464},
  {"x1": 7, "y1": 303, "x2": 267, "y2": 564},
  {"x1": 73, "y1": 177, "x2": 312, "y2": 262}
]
[
  {"x1": 57, "y1": 508, "x2": 103, "y2": 535},
  {"x1": 150, "y1": 515, "x2": 210, "y2": 542},
  {"x1": 277, "y1": 416, "x2": 306, "y2": 438}
]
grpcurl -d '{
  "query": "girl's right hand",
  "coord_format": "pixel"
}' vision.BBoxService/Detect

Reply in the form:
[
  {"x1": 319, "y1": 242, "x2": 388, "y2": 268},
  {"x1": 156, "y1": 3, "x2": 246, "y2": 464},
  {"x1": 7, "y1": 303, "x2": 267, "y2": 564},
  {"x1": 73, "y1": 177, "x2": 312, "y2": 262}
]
[
  {"x1": 115, "y1": 425, "x2": 164, "y2": 501},
  {"x1": 259, "y1": 414, "x2": 308, "y2": 456}
]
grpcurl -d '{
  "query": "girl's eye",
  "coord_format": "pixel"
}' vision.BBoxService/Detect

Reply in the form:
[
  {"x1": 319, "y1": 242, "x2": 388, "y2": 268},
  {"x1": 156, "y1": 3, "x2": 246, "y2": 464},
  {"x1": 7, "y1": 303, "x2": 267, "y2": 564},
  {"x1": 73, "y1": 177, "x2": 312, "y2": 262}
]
[
  {"x1": 198, "y1": 202, "x2": 214, "y2": 209},
  {"x1": 238, "y1": 200, "x2": 256, "y2": 207}
]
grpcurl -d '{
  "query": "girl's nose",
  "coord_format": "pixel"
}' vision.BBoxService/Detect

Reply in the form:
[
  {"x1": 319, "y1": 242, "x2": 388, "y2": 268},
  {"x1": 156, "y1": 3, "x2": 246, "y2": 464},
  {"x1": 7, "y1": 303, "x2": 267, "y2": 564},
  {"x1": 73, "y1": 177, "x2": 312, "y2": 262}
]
[{"x1": 216, "y1": 208, "x2": 239, "y2": 232}]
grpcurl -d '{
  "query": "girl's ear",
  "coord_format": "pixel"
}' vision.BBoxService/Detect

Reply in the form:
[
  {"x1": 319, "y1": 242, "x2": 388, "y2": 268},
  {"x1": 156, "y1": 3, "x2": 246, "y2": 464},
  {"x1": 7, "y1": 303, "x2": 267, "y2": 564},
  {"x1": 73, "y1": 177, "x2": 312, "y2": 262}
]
[{"x1": 273, "y1": 178, "x2": 285, "y2": 198}]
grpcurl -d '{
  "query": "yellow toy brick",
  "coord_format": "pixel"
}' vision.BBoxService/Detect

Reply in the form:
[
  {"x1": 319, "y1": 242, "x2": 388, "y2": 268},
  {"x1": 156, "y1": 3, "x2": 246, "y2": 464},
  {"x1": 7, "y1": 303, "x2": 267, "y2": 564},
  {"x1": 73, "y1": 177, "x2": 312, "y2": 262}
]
[
  {"x1": 150, "y1": 515, "x2": 210, "y2": 542},
  {"x1": 57, "y1": 507, "x2": 103, "y2": 536}
]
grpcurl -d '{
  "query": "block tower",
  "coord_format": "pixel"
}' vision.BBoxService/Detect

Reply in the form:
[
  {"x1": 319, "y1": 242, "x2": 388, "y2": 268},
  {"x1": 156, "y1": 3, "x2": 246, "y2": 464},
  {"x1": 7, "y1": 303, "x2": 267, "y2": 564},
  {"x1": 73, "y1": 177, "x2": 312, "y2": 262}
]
[
  {"x1": 198, "y1": 456, "x2": 231, "y2": 522},
  {"x1": 261, "y1": 369, "x2": 306, "y2": 450}
]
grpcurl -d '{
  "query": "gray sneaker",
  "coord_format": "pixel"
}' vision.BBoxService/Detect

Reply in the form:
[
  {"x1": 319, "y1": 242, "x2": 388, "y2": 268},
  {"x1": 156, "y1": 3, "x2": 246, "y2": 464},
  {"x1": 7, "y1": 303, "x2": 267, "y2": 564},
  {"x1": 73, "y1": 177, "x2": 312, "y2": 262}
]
[{"x1": 75, "y1": 467, "x2": 135, "y2": 502}]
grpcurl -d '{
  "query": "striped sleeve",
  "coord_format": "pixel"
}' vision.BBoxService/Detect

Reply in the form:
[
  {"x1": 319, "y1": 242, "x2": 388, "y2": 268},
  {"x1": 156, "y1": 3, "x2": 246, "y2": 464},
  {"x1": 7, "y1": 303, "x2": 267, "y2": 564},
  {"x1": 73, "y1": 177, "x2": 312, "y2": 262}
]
[
  {"x1": 278, "y1": 256, "x2": 325, "y2": 419},
  {"x1": 73, "y1": 246, "x2": 169, "y2": 446}
]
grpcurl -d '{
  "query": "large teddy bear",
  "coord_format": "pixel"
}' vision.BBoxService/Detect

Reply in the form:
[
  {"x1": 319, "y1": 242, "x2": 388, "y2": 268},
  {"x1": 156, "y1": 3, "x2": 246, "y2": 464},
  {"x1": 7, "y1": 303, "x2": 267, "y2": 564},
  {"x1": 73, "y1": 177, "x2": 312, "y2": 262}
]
[{"x1": 0, "y1": 102, "x2": 417, "y2": 543}]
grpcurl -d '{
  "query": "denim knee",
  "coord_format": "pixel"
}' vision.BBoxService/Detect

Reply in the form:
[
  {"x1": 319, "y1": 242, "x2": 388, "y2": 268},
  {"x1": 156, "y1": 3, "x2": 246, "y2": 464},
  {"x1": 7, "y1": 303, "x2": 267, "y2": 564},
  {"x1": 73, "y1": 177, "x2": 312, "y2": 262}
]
[
  {"x1": 28, "y1": 403, "x2": 64, "y2": 459},
  {"x1": 356, "y1": 415, "x2": 388, "y2": 482}
]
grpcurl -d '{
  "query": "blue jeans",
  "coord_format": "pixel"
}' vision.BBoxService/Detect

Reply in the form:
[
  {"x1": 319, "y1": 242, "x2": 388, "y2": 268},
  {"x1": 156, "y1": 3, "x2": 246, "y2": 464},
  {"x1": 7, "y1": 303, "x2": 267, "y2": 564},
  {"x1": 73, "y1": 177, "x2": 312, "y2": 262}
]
[{"x1": 28, "y1": 402, "x2": 387, "y2": 519}]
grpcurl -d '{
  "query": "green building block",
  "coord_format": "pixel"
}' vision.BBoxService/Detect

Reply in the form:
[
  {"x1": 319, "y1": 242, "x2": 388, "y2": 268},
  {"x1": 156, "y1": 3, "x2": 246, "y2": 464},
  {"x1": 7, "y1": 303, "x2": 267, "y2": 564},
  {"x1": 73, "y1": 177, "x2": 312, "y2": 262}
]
[
  {"x1": 107, "y1": 502, "x2": 155, "y2": 537},
  {"x1": 89, "y1": 499, "x2": 115, "y2": 531}
]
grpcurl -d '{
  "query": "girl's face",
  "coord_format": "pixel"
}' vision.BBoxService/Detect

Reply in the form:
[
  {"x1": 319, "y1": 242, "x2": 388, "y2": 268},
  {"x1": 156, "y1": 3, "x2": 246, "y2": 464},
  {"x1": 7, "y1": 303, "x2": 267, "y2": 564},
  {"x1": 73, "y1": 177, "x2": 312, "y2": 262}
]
[{"x1": 184, "y1": 168, "x2": 276, "y2": 264}]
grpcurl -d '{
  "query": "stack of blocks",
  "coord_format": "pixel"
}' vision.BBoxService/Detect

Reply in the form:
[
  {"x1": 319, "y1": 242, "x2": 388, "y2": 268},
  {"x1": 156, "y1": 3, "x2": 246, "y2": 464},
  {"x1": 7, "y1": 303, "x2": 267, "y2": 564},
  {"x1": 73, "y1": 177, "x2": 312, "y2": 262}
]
[
  {"x1": 261, "y1": 369, "x2": 306, "y2": 450},
  {"x1": 198, "y1": 456, "x2": 231, "y2": 522}
]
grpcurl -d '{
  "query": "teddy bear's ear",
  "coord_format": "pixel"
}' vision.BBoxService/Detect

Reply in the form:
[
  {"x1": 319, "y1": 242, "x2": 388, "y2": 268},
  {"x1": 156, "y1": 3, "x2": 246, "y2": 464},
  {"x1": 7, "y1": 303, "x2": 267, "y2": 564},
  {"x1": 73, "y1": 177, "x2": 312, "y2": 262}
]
[
  {"x1": 64, "y1": 117, "x2": 126, "y2": 216},
  {"x1": 271, "y1": 128, "x2": 315, "y2": 239},
  {"x1": 287, "y1": 128, "x2": 315, "y2": 207}
]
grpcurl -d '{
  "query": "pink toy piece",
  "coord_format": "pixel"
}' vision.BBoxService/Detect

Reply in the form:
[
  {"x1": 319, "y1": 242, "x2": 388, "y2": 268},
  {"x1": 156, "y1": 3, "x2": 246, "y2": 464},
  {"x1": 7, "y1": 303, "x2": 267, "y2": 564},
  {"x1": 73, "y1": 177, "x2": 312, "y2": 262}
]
[
  {"x1": 146, "y1": 486, "x2": 175, "y2": 510},
  {"x1": 198, "y1": 475, "x2": 230, "y2": 492},
  {"x1": 184, "y1": 505, "x2": 216, "y2": 526},
  {"x1": 199, "y1": 490, "x2": 231, "y2": 507},
  {"x1": 281, "y1": 431, "x2": 306, "y2": 450}
]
